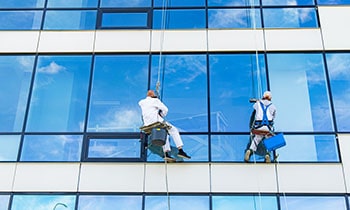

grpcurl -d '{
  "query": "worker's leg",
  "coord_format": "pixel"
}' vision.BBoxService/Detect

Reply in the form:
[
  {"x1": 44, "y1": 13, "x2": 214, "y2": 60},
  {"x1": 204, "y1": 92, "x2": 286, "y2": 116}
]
[
  {"x1": 165, "y1": 122, "x2": 184, "y2": 148},
  {"x1": 162, "y1": 135, "x2": 171, "y2": 152}
]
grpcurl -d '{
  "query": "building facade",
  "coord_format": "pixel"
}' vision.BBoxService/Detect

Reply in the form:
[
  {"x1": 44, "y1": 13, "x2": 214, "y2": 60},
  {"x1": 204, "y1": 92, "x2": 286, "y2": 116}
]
[{"x1": 0, "y1": 0, "x2": 350, "y2": 209}]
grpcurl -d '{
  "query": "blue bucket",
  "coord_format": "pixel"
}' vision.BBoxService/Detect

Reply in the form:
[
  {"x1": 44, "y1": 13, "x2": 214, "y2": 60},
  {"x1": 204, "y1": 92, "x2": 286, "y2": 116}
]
[{"x1": 263, "y1": 133, "x2": 286, "y2": 151}]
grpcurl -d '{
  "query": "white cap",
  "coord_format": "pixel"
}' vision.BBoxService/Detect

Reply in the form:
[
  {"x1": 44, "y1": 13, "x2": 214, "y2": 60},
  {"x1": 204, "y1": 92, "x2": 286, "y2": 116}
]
[{"x1": 263, "y1": 91, "x2": 272, "y2": 99}]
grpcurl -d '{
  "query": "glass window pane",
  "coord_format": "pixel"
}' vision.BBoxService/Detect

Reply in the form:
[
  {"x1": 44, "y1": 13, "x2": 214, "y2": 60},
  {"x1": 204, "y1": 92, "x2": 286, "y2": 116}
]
[
  {"x1": 11, "y1": 195, "x2": 76, "y2": 210},
  {"x1": 0, "y1": 0, "x2": 44, "y2": 8},
  {"x1": 153, "y1": 9, "x2": 205, "y2": 29},
  {"x1": 20, "y1": 135, "x2": 83, "y2": 161},
  {"x1": 145, "y1": 195, "x2": 209, "y2": 210},
  {"x1": 262, "y1": 0, "x2": 315, "y2": 5},
  {"x1": 280, "y1": 196, "x2": 347, "y2": 210},
  {"x1": 0, "y1": 56, "x2": 34, "y2": 132},
  {"x1": 102, "y1": 12, "x2": 148, "y2": 28},
  {"x1": 263, "y1": 8, "x2": 318, "y2": 28},
  {"x1": 213, "y1": 195, "x2": 278, "y2": 210},
  {"x1": 0, "y1": 11, "x2": 42, "y2": 30},
  {"x1": 88, "y1": 55, "x2": 147, "y2": 132},
  {"x1": 0, "y1": 135, "x2": 20, "y2": 161},
  {"x1": 267, "y1": 53, "x2": 334, "y2": 132},
  {"x1": 26, "y1": 56, "x2": 91, "y2": 132},
  {"x1": 100, "y1": 0, "x2": 151, "y2": 7},
  {"x1": 208, "y1": 0, "x2": 259, "y2": 6},
  {"x1": 209, "y1": 54, "x2": 267, "y2": 132},
  {"x1": 318, "y1": 0, "x2": 350, "y2": 5},
  {"x1": 47, "y1": 0, "x2": 98, "y2": 8},
  {"x1": 78, "y1": 195, "x2": 142, "y2": 210},
  {"x1": 147, "y1": 135, "x2": 208, "y2": 162},
  {"x1": 88, "y1": 138, "x2": 141, "y2": 158},
  {"x1": 209, "y1": 9, "x2": 261, "y2": 29},
  {"x1": 154, "y1": 0, "x2": 206, "y2": 7},
  {"x1": 326, "y1": 53, "x2": 350, "y2": 132},
  {"x1": 44, "y1": 10, "x2": 97, "y2": 30},
  {"x1": 150, "y1": 55, "x2": 208, "y2": 132},
  {"x1": 0, "y1": 195, "x2": 10, "y2": 210},
  {"x1": 277, "y1": 135, "x2": 339, "y2": 162},
  {"x1": 211, "y1": 135, "x2": 250, "y2": 162}
]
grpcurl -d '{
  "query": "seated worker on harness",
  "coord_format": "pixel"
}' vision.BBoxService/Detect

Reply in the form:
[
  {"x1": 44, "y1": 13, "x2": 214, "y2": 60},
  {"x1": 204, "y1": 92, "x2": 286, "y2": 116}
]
[
  {"x1": 138, "y1": 90, "x2": 191, "y2": 162},
  {"x1": 245, "y1": 91, "x2": 276, "y2": 163}
]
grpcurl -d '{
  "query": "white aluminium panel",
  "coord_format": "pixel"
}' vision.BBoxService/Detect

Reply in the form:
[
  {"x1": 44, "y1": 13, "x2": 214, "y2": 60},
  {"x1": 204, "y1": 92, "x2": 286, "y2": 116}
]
[
  {"x1": 151, "y1": 30, "x2": 207, "y2": 52},
  {"x1": 38, "y1": 31, "x2": 95, "y2": 53},
  {"x1": 319, "y1": 6, "x2": 350, "y2": 50},
  {"x1": 145, "y1": 163, "x2": 210, "y2": 192},
  {"x1": 338, "y1": 134, "x2": 350, "y2": 193},
  {"x1": 277, "y1": 164, "x2": 346, "y2": 193},
  {"x1": 265, "y1": 29, "x2": 323, "y2": 51},
  {"x1": 13, "y1": 163, "x2": 80, "y2": 192},
  {"x1": 95, "y1": 30, "x2": 150, "y2": 52},
  {"x1": 211, "y1": 163, "x2": 277, "y2": 193},
  {"x1": 0, "y1": 163, "x2": 16, "y2": 191},
  {"x1": 208, "y1": 29, "x2": 264, "y2": 52},
  {"x1": 79, "y1": 163, "x2": 144, "y2": 192},
  {"x1": 0, "y1": 31, "x2": 39, "y2": 53}
]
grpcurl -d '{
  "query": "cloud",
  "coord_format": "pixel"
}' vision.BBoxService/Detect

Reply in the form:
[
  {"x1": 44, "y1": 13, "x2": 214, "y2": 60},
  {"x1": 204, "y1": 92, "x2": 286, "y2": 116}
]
[
  {"x1": 327, "y1": 54, "x2": 350, "y2": 79},
  {"x1": 37, "y1": 61, "x2": 66, "y2": 74}
]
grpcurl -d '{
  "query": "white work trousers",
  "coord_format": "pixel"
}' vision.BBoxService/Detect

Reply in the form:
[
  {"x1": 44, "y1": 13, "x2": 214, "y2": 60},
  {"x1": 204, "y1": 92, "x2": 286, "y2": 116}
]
[
  {"x1": 250, "y1": 125, "x2": 270, "y2": 151},
  {"x1": 163, "y1": 121, "x2": 184, "y2": 152}
]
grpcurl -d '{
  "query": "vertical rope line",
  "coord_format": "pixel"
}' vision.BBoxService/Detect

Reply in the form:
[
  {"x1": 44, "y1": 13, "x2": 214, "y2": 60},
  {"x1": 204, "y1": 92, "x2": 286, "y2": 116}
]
[
  {"x1": 163, "y1": 151, "x2": 171, "y2": 210},
  {"x1": 275, "y1": 158, "x2": 289, "y2": 210},
  {"x1": 156, "y1": 0, "x2": 169, "y2": 97},
  {"x1": 250, "y1": 0, "x2": 262, "y2": 98},
  {"x1": 252, "y1": 144, "x2": 263, "y2": 210}
]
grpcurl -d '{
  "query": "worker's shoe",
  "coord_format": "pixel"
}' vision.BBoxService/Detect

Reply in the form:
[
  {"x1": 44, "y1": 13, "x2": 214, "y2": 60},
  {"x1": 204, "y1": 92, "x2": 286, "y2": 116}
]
[
  {"x1": 265, "y1": 154, "x2": 271, "y2": 163},
  {"x1": 244, "y1": 149, "x2": 252, "y2": 162},
  {"x1": 163, "y1": 152, "x2": 176, "y2": 162},
  {"x1": 178, "y1": 149, "x2": 191, "y2": 159}
]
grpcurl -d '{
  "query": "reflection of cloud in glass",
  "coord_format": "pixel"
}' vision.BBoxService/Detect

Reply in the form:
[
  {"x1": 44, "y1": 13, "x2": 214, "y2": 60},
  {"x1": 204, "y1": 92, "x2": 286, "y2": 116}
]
[
  {"x1": 79, "y1": 195, "x2": 142, "y2": 210},
  {"x1": 17, "y1": 56, "x2": 35, "y2": 72},
  {"x1": 12, "y1": 195, "x2": 75, "y2": 210},
  {"x1": 327, "y1": 54, "x2": 350, "y2": 79},
  {"x1": 209, "y1": 10, "x2": 246, "y2": 28},
  {"x1": 38, "y1": 61, "x2": 66, "y2": 74},
  {"x1": 101, "y1": 0, "x2": 148, "y2": 7},
  {"x1": 264, "y1": 0, "x2": 297, "y2": 5}
]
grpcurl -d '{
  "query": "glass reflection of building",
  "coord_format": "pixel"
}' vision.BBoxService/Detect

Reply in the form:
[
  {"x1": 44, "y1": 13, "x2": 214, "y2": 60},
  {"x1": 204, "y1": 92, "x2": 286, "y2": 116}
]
[{"x1": 1, "y1": 0, "x2": 350, "y2": 209}]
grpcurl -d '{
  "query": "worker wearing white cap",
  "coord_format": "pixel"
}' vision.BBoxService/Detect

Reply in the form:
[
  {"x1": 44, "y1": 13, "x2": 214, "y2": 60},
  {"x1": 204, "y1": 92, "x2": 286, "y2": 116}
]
[{"x1": 245, "y1": 91, "x2": 276, "y2": 163}]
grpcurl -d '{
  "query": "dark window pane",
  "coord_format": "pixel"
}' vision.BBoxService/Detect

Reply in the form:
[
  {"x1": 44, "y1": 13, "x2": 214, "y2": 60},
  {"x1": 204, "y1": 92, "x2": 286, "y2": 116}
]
[
  {"x1": 147, "y1": 135, "x2": 208, "y2": 162},
  {"x1": 154, "y1": 0, "x2": 205, "y2": 7},
  {"x1": 145, "y1": 195, "x2": 209, "y2": 210},
  {"x1": 150, "y1": 55, "x2": 208, "y2": 132},
  {"x1": 209, "y1": 9, "x2": 261, "y2": 29},
  {"x1": 0, "y1": 0, "x2": 44, "y2": 8},
  {"x1": 209, "y1": 54, "x2": 267, "y2": 132},
  {"x1": 88, "y1": 138, "x2": 141, "y2": 158},
  {"x1": 102, "y1": 12, "x2": 148, "y2": 28},
  {"x1": 262, "y1": 0, "x2": 315, "y2": 5},
  {"x1": 0, "y1": 56, "x2": 34, "y2": 132},
  {"x1": 20, "y1": 135, "x2": 83, "y2": 161},
  {"x1": 11, "y1": 195, "x2": 76, "y2": 209},
  {"x1": 44, "y1": 10, "x2": 97, "y2": 30},
  {"x1": 208, "y1": 0, "x2": 259, "y2": 6},
  {"x1": 263, "y1": 8, "x2": 318, "y2": 28},
  {"x1": 88, "y1": 55, "x2": 147, "y2": 132},
  {"x1": 47, "y1": 0, "x2": 98, "y2": 8},
  {"x1": 277, "y1": 135, "x2": 339, "y2": 162},
  {"x1": 211, "y1": 135, "x2": 250, "y2": 162},
  {"x1": 26, "y1": 56, "x2": 91, "y2": 132},
  {"x1": 326, "y1": 53, "x2": 350, "y2": 132},
  {"x1": 100, "y1": 0, "x2": 151, "y2": 7},
  {"x1": 213, "y1": 195, "x2": 278, "y2": 210},
  {"x1": 153, "y1": 9, "x2": 205, "y2": 29},
  {"x1": 78, "y1": 195, "x2": 142, "y2": 210},
  {"x1": 280, "y1": 196, "x2": 347, "y2": 210},
  {"x1": 0, "y1": 135, "x2": 20, "y2": 161},
  {"x1": 267, "y1": 53, "x2": 333, "y2": 132},
  {"x1": 0, "y1": 11, "x2": 42, "y2": 30}
]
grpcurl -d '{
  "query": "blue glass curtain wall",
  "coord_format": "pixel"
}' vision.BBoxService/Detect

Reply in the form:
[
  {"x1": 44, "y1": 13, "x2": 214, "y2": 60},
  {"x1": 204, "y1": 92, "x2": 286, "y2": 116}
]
[{"x1": 0, "y1": 52, "x2": 346, "y2": 163}]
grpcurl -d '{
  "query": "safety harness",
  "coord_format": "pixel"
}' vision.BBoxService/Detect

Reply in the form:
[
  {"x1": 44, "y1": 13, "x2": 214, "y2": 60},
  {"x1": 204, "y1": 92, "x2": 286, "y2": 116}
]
[{"x1": 254, "y1": 101, "x2": 273, "y2": 129}]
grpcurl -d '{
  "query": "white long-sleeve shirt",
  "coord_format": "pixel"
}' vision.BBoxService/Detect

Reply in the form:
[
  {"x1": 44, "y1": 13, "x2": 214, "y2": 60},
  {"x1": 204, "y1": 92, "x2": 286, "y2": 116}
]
[
  {"x1": 138, "y1": 96, "x2": 169, "y2": 125},
  {"x1": 253, "y1": 99, "x2": 276, "y2": 122}
]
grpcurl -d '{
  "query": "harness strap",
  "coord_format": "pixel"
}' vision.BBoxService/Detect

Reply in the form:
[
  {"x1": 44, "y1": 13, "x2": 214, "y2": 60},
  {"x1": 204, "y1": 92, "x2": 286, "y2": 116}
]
[{"x1": 254, "y1": 101, "x2": 272, "y2": 127}]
